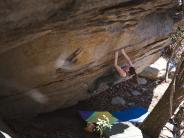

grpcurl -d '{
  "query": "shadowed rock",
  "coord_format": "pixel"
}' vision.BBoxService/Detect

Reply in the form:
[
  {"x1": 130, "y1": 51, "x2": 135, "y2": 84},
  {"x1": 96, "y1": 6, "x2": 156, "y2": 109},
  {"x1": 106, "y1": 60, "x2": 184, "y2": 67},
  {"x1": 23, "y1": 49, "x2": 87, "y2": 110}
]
[{"x1": 0, "y1": 0, "x2": 180, "y2": 118}]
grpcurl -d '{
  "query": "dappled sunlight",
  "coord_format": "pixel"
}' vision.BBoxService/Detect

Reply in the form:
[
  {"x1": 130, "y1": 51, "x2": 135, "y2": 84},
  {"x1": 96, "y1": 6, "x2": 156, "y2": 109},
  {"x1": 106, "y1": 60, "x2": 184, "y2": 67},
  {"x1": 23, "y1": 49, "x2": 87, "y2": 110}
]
[
  {"x1": 27, "y1": 89, "x2": 48, "y2": 104},
  {"x1": 150, "y1": 57, "x2": 167, "y2": 77},
  {"x1": 178, "y1": 0, "x2": 182, "y2": 5},
  {"x1": 55, "y1": 53, "x2": 68, "y2": 69},
  {"x1": 55, "y1": 49, "x2": 95, "y2": 74},
  {"x1": 148, "y1": 81, "x2": 171, "y2": 111},
  {"x1": 55, "y1": 51, "x2": 82, "y2": 72}
]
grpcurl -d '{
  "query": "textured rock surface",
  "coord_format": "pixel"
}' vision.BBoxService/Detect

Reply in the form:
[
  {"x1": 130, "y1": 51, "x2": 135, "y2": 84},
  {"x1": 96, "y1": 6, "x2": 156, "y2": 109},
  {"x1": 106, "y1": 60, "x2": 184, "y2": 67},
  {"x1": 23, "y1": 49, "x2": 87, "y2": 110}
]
[
  {"x1": 0, "y1": 0, "x2": 179, "y2": 118},
  {"x1": 140, "y1": 57, "x2": 168, "y2": 79},
  {"x1": 139, "y1": 66, "x2": 160, "y2": 80}
]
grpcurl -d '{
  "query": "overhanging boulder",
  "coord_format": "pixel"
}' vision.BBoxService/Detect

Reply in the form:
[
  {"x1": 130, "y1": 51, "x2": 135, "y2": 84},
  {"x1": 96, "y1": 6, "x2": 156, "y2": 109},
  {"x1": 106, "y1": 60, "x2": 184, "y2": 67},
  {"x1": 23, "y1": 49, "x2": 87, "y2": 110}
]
[{"x1": 0, "y1": 0, "x2": 179, "y2": 118}]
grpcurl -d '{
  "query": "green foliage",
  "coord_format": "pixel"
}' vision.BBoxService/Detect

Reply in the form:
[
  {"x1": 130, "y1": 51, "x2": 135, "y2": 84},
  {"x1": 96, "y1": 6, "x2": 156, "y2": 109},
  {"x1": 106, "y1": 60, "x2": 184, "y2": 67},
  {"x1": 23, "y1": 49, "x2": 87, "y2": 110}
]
[
  {"x1": 95, "y1": 115, "x2": 112, "y2": 138},
  {"x1": 168, "y1": 26, "x2": 184, "y2": 62},
  {"x1": 170, "y1": 26, "x2": 184, "y2": 42}
]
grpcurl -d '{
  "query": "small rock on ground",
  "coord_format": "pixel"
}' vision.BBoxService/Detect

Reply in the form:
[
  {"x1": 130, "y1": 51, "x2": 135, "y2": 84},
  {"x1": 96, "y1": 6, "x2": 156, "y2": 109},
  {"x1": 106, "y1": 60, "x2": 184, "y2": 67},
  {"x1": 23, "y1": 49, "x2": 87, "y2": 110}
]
[
  {"x1": 138, "y1": 77, "x2": 147, "y2": 85},
  {"x1": 131, "y1": 90, "x2": 141, "y2": 96},
  {"x1": 111, "y1": 96, "x2": 126, "y2": 106},
  {"x1": 140, "y1": 66, "x2": 159, "y2": 80}
]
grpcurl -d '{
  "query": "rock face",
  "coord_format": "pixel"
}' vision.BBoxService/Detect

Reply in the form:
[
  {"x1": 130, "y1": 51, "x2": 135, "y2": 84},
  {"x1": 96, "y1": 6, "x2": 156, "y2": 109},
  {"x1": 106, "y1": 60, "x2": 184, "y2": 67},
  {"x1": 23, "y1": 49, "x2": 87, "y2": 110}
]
[
  {"x1": 0, "y1": 0, "x2": 179, "y2": 118},
  {"x1": 140, "y1": 57, "x2": 169, "y2": 79}
]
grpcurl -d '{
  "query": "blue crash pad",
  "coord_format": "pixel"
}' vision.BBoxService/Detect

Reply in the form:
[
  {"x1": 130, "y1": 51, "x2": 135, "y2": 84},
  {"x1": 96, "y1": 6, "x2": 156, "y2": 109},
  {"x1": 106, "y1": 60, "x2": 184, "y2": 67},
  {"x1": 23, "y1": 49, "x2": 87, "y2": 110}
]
[
  {"x1": 79, "y1": 106, "x2": 149, "y2": 124},
  {"x1": 112, "y1": 106, "x2": 149, "y2": 123}
]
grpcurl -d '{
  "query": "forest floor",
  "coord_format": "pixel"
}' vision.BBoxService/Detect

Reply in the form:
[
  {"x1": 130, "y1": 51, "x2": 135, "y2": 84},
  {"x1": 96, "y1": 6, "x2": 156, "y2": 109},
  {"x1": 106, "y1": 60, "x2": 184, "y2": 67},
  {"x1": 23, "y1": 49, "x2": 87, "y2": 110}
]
[{"x1": 4, "y1": 77, "x2": 172, "y2": 138}]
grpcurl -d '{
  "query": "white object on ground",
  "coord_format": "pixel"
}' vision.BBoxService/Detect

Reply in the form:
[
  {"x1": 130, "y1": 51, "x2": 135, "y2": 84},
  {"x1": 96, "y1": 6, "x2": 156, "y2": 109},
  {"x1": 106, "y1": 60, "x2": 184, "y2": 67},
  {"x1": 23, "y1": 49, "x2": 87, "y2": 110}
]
[
  {"x1": 0, "y1": 131, "x2": 12, "y2": 138},
  {"x1": 104, "y1": 122, "x2": 148, "y2": 138},
  {"x1": 140, "y1": 57, "x2": 176, "y2": 80},
  {"x1": 139, "y1": 66, "x2": 159, "y2": 80}
]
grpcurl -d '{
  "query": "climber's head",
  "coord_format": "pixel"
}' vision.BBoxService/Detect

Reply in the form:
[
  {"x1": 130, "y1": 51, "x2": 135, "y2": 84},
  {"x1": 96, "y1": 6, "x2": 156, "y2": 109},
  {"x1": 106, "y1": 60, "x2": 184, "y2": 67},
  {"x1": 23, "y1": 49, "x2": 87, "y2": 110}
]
[
  {"x1": 128, "y1": 67, "x2": 138, "y2": 84},
  {"x1": 128, "y1": 67, "x2": 136, "y2": 75}
]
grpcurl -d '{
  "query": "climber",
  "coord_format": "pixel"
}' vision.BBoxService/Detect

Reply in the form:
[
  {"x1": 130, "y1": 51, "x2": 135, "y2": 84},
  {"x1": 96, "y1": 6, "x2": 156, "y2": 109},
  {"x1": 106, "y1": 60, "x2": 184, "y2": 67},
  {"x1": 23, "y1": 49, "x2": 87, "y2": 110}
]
[
  {"x1": 114, "y1": 48, "x2": 137, "y2": 82},
  {"x1": 89, "y1": 48, "x2": 137, "y2": 94}
]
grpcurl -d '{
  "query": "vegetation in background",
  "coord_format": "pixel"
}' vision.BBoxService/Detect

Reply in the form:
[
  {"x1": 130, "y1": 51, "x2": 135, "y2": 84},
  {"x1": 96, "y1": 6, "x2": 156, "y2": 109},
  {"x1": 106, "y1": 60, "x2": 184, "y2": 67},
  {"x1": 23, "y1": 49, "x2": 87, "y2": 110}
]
[{"x1": 140, "y1": 25, "x2": 184, "y2": 138}]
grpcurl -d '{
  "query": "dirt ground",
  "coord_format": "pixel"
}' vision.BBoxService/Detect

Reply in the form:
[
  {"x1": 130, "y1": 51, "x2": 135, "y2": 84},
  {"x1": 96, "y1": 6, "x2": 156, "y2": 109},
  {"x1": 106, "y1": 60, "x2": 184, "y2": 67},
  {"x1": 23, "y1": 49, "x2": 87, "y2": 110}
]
[{"x1": 4, "y1": 78, "x2": 161, "y2": 138}]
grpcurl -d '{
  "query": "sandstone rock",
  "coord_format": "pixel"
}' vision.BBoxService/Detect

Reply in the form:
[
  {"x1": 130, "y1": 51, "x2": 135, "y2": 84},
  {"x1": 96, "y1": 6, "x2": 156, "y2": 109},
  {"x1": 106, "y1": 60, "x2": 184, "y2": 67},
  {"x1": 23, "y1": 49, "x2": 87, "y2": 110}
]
[
  {"x1": 140, "y1": 57, "x2": 172, "y2": 80},
  {"x1": 0, "y1": 0, "x2": 179, "y2": 118},
  {"x1": 153, "y1": 57, "x2": 176, "y2": 79},
  {"x1": 111, "y1": 97, "x2": 126, "y2": 106},
  {"x1": 139, "y1": 66, "x2": 160, "y2": 80},
  {"x1": 150, "y1": 57, "x2": 168, "y2": 79}
]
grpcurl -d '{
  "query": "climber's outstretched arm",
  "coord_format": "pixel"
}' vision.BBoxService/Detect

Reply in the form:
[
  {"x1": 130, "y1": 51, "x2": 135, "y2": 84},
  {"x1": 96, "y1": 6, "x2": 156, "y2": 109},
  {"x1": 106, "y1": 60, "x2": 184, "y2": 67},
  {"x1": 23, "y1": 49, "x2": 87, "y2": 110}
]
[
  {"x1": 121, "y1": 49, "x2": 134, "y2": 67},
  {"x1": 114, "y1": 51, "x2": 126, "y2": 77}
]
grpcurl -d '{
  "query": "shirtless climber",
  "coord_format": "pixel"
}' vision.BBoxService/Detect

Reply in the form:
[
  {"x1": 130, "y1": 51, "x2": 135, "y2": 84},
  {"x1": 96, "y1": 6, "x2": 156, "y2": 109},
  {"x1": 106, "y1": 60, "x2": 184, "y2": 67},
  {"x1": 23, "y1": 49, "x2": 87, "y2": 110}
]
[
  {"x1": 88, "y1": 48, "x2": 137, "y2": 94},
  {"x1": 114, "y1": 49, "x2": 137, "y2": 82}
]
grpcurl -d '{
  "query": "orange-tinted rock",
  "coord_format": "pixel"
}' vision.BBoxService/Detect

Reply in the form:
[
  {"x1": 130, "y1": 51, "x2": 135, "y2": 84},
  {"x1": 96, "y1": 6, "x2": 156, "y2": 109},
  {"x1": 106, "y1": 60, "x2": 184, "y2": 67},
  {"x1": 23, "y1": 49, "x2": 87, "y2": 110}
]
[{"x1": 0, "y1": 0, "x2": 179, "y2": 118}]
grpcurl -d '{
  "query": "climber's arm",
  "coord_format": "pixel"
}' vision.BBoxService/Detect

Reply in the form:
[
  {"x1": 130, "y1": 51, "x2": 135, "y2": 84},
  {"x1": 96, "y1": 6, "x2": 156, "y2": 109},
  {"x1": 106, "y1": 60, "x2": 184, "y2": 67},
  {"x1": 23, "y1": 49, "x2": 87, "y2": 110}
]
[
  {"x1": 114, "y1": 51, "x2": 126, "y2": 77},
  {"x1": 121, "y1": 49, "x2": 134, "y2": 67}
]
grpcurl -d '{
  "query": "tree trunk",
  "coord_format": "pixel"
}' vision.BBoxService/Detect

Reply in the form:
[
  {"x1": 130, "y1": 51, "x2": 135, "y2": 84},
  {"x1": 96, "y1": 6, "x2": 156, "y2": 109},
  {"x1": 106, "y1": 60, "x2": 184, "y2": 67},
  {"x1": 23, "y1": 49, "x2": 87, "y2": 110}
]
[
  {"x1": 173, "y1": 104, "x2": 184, "y2": 137},
  {"x1": 164, "y1": 59, "x2": 170, "y2": 82},
  {"x1": 140, "y1": 57, "x2": 184, "y2": 138}
]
